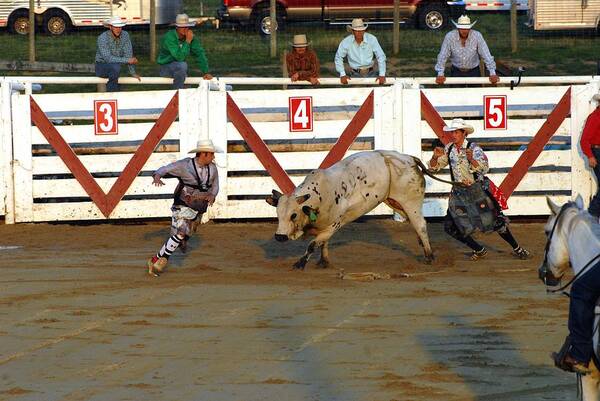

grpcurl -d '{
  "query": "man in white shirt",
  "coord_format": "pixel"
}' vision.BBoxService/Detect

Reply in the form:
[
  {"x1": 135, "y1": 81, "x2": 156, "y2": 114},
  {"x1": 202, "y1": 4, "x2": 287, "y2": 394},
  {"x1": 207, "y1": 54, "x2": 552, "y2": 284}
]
[{"x1": 334, "y1": 18, "x2": 386, "y2": 85}]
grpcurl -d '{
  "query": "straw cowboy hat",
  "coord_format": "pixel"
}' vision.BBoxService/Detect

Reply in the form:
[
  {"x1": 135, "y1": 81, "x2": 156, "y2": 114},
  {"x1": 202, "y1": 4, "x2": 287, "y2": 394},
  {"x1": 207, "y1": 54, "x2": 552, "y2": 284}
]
[
  {"x1": 188, "y1": 139, "x2": 223, "y2": 154},
  {"x1": 347, "y1": 18, "x2": 368, "y2": 32},
  {"x1": 173, "y1": 13, "x2": 196, "y2": 28},
  {"x1": 291, "y1": 34, "x2": 310, "y2": 47},
  {"x1": 105, "y1": 15, "x2": 126, "y2": 28},
  {"x1": 452, "y1": 15, "x2": 477, "y2": 29},
  {"x1": 443, "y1": 118, "x2": 475, "y2": 135}
]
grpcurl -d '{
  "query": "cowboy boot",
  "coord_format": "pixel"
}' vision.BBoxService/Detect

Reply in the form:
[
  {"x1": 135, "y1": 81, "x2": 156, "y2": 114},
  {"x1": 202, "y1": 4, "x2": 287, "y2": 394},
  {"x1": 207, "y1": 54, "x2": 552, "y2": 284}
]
[
  {"x1": 552, "y1": 352, "x2": 592, "y2": 375},
  {"x1": 147, "y1": 256, "x2": 168, "y2": 277}
]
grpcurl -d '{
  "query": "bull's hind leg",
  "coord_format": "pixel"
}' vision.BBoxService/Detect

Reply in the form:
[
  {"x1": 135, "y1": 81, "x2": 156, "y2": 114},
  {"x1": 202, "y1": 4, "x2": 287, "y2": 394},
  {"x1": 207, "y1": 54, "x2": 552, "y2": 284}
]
[{"x1": 388, "y1": 198, "x2": 434, "y2": 264}]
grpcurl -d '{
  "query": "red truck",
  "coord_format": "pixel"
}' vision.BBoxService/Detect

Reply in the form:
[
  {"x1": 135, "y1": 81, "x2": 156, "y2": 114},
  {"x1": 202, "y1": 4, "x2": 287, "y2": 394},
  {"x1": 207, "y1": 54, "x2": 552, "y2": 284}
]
[{"x1": 217, "y1": 0, "x2": 466, "y2": 35}]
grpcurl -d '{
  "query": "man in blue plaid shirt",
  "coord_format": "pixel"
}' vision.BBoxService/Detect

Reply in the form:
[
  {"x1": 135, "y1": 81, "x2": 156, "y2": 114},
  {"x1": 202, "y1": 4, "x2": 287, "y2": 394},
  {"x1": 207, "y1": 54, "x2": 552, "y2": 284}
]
[{"x1": 95, "y1": 16, "x2": 141, "y2": 92}]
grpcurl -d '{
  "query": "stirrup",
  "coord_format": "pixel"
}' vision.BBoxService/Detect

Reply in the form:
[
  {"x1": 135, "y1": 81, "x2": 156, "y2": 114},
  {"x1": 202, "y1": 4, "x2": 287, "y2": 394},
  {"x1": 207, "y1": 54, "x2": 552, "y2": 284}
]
[{"x1": 470, "y1": 248, "x2": 488, "y2": 261}]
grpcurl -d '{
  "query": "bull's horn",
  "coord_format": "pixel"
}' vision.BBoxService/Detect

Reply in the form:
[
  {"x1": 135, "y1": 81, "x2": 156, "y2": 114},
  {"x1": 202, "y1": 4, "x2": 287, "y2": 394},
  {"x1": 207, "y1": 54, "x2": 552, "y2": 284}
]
[
  {"x1": 266, "y1": 189, "x2": 283, "y2": 207},
  {"x1": 296, "y1": 194, "x2": 311, "y2": 204}
]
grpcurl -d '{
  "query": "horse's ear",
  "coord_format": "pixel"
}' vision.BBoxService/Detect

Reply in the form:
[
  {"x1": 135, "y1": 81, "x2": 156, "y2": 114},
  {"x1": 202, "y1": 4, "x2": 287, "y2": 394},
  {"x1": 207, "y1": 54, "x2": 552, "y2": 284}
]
[
  {"x1": 546, "y1": 197, "x2": 561, "y2": 215},
  {"x1": 574, "y1": 194, "x2": 585, "y2": 210}
]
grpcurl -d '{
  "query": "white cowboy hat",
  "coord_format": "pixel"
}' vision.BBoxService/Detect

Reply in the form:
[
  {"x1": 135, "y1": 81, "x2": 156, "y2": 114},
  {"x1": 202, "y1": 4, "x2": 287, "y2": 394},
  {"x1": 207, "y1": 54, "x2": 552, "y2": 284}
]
[
  {"x1": 443, "y1": 118, "x2": 475, "y2": 135},
  {"x1": 174, "y1": 13, "x2": 196, "y2": 28},
  {"x1": 452, "y1": 15, "x2": 477, "y2": 29},
  {"x1": 188, "y1": 139, "x2": 223, "y2": 154},
  {"x1": 347, "y1": 18, "x2": 368, "y2": 32},
  {"x1": 105, "y1": 15, "x2": 126, "y2": 28},
  {"x1": 291, "y1": 34, "x2": 310, "y2": 47}
]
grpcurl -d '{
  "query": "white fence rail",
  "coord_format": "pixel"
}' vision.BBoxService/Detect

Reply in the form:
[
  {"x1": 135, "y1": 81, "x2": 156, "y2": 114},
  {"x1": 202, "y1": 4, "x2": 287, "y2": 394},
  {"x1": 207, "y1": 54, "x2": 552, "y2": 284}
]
[{"x1": 0, "y1": 77, "x2": 597, "y2": 223}]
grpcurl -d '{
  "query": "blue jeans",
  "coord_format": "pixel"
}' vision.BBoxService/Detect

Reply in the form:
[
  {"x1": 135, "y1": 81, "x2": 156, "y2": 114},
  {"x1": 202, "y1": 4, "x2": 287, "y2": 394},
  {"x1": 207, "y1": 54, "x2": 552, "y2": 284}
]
[
  {"x1": 569, "y1": 262, "x2": 600, "y2": 363},
  {"x1": 159, "y1": 61, "x2": 188, "y2": 89},
  {"x1": 95, "y1": 63, "x2": 122, "y2": 92},
  {"x1": 589, "y1": 147, "x2": 600, "y2": 218}
]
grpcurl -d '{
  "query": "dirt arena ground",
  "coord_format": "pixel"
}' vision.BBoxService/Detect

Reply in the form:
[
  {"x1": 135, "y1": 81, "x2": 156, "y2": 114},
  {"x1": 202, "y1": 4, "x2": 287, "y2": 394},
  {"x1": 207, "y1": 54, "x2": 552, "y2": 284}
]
[{"x1": 0, "y1": 218, "x2": 578, "y2": 401}]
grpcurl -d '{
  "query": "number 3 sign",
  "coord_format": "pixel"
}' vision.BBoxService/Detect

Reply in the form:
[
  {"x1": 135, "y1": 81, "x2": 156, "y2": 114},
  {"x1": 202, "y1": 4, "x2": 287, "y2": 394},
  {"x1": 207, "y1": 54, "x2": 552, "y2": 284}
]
[
  {"x1": 94, "y1": 100, "x2": 119, "y2": 135},
  {"x1": 483, "y1": 95, "x2": 507, "y2": 130},
  {"x1": 289, "y1": 96, "x2": 313, "y2": 132}
]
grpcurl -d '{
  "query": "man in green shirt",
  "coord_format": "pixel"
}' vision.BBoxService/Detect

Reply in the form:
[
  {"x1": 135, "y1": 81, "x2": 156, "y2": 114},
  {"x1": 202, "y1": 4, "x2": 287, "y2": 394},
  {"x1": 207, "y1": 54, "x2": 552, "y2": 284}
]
[{"x1": 157, "y1": 14, "x2": 213, "y2": 89}]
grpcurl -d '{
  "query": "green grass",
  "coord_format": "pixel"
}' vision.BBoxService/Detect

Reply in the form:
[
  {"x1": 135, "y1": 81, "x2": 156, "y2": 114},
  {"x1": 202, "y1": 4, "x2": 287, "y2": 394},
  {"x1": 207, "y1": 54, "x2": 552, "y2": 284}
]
[{"x1": 1, "y1": 11, "x2": 599, "y2": 92}]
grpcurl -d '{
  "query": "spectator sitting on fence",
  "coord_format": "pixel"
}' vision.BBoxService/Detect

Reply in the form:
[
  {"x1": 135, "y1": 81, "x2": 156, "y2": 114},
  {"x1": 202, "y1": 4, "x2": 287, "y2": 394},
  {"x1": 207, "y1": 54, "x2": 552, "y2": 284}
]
[
  {"x1": 157, "y1": 13, "x2": 212, "y2": 90},
  {"x1": 95, "y1": 16, "x2": 140, "y2": 92},
  {"x1": 434, "y1": 15, "x2": 499, "y2": 85},
  {"x1": 334, "y1": 18, "x2": 386, "y2": 85},
  {"x1": 286, "y1": 34, "x2": 320, "y2": 85}
]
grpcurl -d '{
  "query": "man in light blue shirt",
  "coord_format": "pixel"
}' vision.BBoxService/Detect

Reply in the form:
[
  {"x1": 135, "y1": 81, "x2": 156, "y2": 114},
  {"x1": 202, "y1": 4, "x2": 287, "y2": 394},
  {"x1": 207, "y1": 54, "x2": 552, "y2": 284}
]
[{"x1": 334, "y1": 19, "x2": 386, "y2": 85}]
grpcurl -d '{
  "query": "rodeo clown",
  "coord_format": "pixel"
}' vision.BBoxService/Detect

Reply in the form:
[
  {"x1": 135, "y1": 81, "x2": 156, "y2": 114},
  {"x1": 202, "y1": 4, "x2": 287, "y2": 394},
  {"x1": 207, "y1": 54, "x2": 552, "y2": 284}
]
[
  {"x1": 428, "y1": 118, "x2": 530, "y2": 261},
  {"x1": 146, "y1": 139, "x2": 221, "y2": 276}
]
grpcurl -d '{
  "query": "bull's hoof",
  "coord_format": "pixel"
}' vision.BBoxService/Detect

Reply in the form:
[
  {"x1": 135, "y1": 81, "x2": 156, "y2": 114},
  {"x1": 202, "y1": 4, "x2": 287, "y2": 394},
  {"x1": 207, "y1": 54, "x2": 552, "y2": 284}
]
[
  {"x1": 317, "y1": 259, "x2": 331, "y2": 269},
  {"x1": 293, "y1": 259, "x2": 307, "y2": 270},
  {"x1": 424, "y1": 254, "x2": 434, "y2": 265}
]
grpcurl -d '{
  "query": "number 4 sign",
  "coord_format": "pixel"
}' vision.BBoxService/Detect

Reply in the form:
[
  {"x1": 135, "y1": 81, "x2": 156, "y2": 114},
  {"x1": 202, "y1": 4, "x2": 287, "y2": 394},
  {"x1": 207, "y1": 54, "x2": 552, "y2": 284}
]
[
  {"x1": 484, "y1": 95, "x2": 507, "y2": 130},
  {"x1": 94, "y1": 99, "x2": 119, "y2": 135},
  {"x1": 289, "y1": 96, "x2": 313, "y2": 132}
]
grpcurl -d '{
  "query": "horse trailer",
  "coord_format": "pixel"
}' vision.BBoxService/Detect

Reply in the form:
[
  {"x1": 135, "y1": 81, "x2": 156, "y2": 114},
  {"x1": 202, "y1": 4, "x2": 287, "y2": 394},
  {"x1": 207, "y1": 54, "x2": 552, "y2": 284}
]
[
  {"x1": 528, "y1": 0, "x2": 600, "y2": 30},
  {"x1": 0, "y1": 0, "x2": 182, "y2": 35},
  {"x1": 466, "y1": 0, "x2": 528, "y2": 12}
]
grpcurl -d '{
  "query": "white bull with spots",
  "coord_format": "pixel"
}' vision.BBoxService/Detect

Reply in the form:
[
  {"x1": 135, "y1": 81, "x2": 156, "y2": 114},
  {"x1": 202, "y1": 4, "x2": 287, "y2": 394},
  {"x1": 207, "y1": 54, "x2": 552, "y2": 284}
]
[{"x1": 267, "y1": 150, "x2": 446, "y2": 269}]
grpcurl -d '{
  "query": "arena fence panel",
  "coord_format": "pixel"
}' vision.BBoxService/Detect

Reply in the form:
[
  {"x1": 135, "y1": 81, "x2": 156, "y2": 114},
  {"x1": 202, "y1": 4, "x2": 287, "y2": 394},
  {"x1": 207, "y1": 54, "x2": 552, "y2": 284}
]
[{"x1": 1, "y1": 77, "x2": 598, "y2": 223}]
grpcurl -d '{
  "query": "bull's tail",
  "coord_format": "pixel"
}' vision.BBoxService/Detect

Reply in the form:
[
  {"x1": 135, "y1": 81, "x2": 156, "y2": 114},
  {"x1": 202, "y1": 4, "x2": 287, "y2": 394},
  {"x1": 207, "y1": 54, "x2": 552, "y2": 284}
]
[{"x1": 410, "y1": 156, "x2": 465, "y2": 187}]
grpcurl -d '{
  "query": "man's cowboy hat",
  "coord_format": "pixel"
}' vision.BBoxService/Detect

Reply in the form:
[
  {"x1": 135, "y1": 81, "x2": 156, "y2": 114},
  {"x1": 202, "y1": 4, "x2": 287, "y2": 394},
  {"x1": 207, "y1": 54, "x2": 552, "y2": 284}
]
[
  {"x1": 188, "y1": 139, "x2": 223, "y2": 154},
  {"x1": 105, "y1": 15, "x2": 126, "y2": 28},
  {"x1": 346, "y1": 18, "x2": 368, "y2": 32},
  {"x1": 452, "y1": 15, "x2": 477, "y2": 29},
  {"x1": 291, "y1": 34, "x2": 310, "y2": 47},
  {"x1": 443, "y1": 118, "x2": 475, "y2": 135},
  {"x1": 173, "y1": 13, "x2": 196, "y2": 28}
]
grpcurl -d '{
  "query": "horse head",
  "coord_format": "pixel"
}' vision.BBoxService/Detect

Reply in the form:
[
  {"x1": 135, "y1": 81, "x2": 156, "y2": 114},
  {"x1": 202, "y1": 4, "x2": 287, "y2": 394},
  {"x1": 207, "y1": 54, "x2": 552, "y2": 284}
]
[{"x1": 538, "y1": 196, "x2": 585, "y2": 286}]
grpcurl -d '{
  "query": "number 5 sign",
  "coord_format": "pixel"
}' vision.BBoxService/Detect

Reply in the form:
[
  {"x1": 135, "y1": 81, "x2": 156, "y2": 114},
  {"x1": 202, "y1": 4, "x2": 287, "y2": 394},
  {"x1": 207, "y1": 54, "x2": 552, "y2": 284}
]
[
  {"x1": 289, "y1": 96, "x2": 313, "y2": 132},
  {"x1": 94, "y1": 99, "x2": 119, "y2": 135},
  {"x1": 484, "y1": 95, "x2": 507, "y2": 130}
]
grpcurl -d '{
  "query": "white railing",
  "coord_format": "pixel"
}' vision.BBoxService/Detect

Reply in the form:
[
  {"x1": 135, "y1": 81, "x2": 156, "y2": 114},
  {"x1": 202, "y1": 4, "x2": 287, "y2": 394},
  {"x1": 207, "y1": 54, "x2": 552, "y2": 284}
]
[
  {"x1": 0, "y1": 76, "x2": 597, "y2": 223},
  {"x1": 2, "y1": 75, "x2": 598, "y2": 88}
]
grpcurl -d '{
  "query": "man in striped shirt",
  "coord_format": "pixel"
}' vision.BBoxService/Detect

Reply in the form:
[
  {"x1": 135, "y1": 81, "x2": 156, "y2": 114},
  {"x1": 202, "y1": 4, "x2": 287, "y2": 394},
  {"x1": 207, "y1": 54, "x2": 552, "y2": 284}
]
[
  {"x1": 95, "y1": 16, "x2": 140, "y2": 92},
  {"x1": 434, "y1": 15, "x2": 498, "y2": 85}
]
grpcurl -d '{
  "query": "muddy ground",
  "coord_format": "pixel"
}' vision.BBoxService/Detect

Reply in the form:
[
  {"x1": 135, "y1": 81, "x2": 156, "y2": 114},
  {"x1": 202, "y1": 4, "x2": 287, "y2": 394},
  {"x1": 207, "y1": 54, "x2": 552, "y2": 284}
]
[{"x1": 0, "y1": 218, "x2": 577, "y2": 401}]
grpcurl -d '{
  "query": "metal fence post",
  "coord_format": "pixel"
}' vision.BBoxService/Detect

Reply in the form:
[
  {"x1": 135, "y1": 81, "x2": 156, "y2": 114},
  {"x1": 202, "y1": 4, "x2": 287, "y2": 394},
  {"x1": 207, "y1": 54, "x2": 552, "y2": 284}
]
[
  {"x1": 28, "y1": 0, "x2": 35, "y2": 62},
  {"x1": 511, "y1": 0, "x2": 518, "y2": 53},
  {"x1": 393, "y1": 0, "x2": 400, "y2": 55},
  {"x1": 150, "y1": 0, "x2": 156, "y2": 62},
  {"x1": 270, "y1": 0, "x2": 277, "y2": 58}
]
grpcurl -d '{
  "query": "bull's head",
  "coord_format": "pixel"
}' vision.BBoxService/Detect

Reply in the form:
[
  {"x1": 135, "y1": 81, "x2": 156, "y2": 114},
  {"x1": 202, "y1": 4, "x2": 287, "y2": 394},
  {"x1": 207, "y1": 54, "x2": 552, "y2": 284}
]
[{"x1": 266, "y1": 190, "x2": 318, "y2": 241}]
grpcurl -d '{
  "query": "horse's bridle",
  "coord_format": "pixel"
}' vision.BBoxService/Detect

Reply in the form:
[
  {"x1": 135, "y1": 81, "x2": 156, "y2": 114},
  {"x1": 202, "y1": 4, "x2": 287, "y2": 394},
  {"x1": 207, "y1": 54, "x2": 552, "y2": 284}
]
[
  {"x1": 538, "y1": 203, "x2": 571, "y2": 288},
  {"x1": 539, "y1": 202, "x2": 600, "y2": 293}
]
